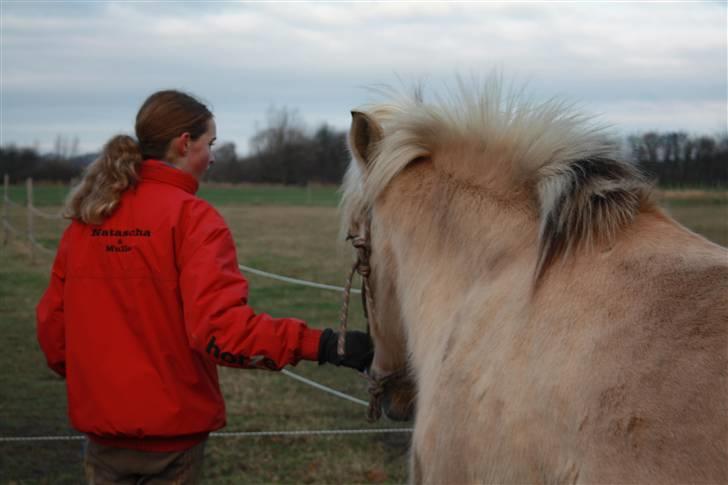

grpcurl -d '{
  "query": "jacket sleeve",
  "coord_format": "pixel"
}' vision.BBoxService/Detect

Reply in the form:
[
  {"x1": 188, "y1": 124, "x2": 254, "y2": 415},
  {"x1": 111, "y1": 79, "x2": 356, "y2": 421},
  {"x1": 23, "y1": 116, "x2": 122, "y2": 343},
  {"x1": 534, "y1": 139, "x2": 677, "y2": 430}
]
[
  {"x1": 36, "y1": 224, "x2": 72, "y2": 377},
  {"x1": 177, "y1": 200, "x2": 322, "y2": 370}
]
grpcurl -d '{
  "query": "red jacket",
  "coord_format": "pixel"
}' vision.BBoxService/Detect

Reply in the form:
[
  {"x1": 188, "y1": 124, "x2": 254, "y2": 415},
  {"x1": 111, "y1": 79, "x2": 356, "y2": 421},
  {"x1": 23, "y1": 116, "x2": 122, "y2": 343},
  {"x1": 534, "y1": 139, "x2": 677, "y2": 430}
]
[{"x1": 36, "y1": 159, "x2": 322, "y2": 451}]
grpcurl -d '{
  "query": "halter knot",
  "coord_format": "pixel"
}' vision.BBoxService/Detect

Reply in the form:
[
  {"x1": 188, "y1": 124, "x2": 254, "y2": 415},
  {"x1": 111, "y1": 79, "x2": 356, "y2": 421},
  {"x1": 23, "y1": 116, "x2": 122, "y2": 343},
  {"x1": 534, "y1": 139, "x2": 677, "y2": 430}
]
[
  {"x1": 348, "y1": 234, "x2": 371, "y2": 278},
  {"x1": 366, "y1": 374, "x2": 386, "y2": 422},
  {"x1": 356, "y1": 262, "x2": 371, "y2": 278},
  {"x1": 365, "y1": 368, "x2": 410, "y2": 422}
]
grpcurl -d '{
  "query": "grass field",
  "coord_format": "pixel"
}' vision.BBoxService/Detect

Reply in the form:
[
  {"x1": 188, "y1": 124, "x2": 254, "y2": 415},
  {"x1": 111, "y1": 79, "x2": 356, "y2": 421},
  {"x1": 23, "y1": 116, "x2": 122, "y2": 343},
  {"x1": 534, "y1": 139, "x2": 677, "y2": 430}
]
[
  {"x1": 1, "y1": 184, "x2": 726, "y2": 484},
  {"x1": 5, "y1": 183, "x2": 342, "y2": 209}
]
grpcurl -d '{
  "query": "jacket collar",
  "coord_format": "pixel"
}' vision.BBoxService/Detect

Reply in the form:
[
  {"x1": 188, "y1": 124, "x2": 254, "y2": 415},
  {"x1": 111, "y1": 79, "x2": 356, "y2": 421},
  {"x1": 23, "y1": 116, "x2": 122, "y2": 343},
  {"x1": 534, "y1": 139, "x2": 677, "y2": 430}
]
[{"x1": 140, "y1": 159, "x2": 199, "y2": 194}]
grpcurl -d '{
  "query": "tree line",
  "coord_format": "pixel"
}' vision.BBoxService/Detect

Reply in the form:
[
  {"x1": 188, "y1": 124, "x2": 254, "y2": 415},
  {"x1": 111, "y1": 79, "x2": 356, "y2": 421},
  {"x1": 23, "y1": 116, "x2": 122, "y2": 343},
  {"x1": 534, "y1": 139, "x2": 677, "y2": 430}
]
[
  {"x1": 1, "y1": 109, "x2": 726, "y2": 187},
  {"x1": 205, "y1": 108, "x2": 348, "y2": 185},
  {"x1": 628, "y1": 132, "x2": 728, "y2": 187}
]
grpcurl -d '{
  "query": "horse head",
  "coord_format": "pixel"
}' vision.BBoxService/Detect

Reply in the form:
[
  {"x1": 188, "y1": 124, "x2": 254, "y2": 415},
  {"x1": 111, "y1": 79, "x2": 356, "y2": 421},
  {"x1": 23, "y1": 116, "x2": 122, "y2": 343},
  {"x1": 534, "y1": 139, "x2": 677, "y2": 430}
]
[{"x1": 340, "y1": 111, "x2": 417, "y2": 422}]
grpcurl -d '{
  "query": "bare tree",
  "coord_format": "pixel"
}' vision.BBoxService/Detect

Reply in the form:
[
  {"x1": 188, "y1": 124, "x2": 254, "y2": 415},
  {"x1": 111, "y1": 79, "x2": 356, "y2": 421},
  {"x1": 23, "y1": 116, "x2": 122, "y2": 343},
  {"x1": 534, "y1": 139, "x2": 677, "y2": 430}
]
[
  {"x1": 643, "y1": 132, "x2": 660, "y2": 163},
  {"x1": 250, "y1": 106, "x2": 314, "y2": 185}
]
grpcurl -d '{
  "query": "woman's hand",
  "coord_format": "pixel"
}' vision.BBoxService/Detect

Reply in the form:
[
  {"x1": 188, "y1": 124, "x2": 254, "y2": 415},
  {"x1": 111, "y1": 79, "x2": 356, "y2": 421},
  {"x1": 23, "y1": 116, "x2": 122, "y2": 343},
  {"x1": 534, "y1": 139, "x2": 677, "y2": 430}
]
[{"x1": 318, "y1": 329, "x2": 373, "y2": 371}]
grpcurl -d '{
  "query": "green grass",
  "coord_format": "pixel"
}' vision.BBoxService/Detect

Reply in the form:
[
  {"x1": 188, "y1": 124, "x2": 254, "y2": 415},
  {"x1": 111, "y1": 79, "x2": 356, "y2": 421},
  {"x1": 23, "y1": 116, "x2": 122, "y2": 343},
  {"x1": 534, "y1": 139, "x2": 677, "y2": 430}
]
[
  {"x1": 662, "y1": 198, "x2": 727, "y2": 207},
  {"x1": 198, "y1": 184, "x2": 341, "y2": 207},
  {"x1": 1, "y1": 184, "x2": 726, "y2": 484},
  {"x1": 656, "y1": 192, "x2": 728, "y2": 246},
  {"x1": 5, "y1": 183, "x2": 341, "y2": 208},
  {"x1": 6, "y1": 184, "x2": 70, "y2": 207},
  {"x1": 0, "y1": 252, "x2": 82, "y2": 483}
]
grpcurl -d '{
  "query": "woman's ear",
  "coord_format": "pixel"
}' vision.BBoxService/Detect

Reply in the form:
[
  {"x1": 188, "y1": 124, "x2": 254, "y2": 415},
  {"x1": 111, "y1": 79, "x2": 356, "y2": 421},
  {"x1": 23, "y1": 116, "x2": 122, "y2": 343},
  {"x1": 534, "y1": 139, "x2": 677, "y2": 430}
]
[{"x1": 175, "y1": 132, "x2": 191, "y2": 157}]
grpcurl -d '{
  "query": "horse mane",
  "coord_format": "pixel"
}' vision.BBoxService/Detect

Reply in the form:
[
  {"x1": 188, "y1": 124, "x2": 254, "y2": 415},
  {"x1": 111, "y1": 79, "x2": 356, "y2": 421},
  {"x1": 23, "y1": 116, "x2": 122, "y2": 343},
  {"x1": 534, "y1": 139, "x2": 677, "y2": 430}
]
[{"x1": 341, "y1": 78, "x2": 654, "y2": 280}]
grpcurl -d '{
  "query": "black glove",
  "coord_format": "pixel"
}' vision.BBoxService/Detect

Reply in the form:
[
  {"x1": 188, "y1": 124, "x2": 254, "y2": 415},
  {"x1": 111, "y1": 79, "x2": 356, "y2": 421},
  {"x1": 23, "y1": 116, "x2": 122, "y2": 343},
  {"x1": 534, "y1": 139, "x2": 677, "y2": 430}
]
[{"x1": 318, "y1": 329, "x2": 373, "y2": 372}]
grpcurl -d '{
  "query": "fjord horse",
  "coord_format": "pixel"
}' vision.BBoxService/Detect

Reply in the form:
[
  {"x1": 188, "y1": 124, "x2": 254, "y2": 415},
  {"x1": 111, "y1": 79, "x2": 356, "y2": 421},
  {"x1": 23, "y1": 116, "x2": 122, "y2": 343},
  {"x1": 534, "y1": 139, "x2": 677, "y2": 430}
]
[{"x1": 340, "y1": 82, "x2": 728, "y2": 484}]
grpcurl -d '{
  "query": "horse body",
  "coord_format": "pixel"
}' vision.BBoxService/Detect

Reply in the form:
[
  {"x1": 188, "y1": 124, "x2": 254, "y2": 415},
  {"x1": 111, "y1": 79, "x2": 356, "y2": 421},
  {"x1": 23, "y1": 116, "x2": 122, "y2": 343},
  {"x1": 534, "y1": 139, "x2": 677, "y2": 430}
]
[
  {"x1": 388, "y1": 189, "x2": 725, "y2": 483},
  {"x1": 342, "y1": 83, "x2": 728, "y2": 484}
]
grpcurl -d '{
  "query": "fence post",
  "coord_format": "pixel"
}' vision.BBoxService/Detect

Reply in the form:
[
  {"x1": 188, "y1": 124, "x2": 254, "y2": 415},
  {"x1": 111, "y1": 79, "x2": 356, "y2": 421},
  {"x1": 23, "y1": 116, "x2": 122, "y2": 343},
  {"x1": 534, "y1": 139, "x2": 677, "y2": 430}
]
[
  {"x1": 26, "y1": 177, "x2": 34, "y2": 262},
  {"x1": 2, "y1": 174, "x2": 8, "y2": 245}
]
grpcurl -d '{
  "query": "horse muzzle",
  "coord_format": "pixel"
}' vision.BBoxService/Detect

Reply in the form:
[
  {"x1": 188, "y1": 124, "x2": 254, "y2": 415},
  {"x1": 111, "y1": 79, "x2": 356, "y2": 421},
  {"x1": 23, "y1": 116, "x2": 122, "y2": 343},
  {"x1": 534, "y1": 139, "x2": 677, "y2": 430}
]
[
  {"x1": 382, "y1": 387, "x2": 415, "y2": 422},
  {"x1": 366, "y1": 367, "x2": 415, "y2": 422}
]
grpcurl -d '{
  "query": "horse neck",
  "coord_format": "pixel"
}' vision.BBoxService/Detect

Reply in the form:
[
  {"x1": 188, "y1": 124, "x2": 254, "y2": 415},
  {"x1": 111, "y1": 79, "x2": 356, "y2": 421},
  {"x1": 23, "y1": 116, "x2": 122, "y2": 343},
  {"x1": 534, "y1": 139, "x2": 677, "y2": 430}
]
[{"x1": 377, "y1": 177, "x2": 540, "y2": 372}]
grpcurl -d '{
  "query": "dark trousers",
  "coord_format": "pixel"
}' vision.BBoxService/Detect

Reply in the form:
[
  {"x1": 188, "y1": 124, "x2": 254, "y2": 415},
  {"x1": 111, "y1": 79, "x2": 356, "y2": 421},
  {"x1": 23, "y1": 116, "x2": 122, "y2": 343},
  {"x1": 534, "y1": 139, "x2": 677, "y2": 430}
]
[{"x1": 83, "y1": 439, "x2": 206, "y2": 484}]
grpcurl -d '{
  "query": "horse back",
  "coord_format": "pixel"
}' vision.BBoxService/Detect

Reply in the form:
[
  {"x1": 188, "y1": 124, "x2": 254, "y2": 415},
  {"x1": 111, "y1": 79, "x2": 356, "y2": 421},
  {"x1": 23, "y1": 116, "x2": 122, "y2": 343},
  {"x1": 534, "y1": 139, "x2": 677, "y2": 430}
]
[{"x1": 552, "y1": 209, "x2": 728, "y2": 483}]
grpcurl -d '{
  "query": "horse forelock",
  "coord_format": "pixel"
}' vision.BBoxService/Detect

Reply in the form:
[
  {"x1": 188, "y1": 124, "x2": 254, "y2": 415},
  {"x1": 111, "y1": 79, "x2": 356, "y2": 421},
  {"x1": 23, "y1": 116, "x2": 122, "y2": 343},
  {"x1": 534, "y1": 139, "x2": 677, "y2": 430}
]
[
  {"x1": 340, "y1": 101, "x2": 433, "y2": 238},
  {"x1": 342, "y1": 79, "x2": 654, "y2": 278}
]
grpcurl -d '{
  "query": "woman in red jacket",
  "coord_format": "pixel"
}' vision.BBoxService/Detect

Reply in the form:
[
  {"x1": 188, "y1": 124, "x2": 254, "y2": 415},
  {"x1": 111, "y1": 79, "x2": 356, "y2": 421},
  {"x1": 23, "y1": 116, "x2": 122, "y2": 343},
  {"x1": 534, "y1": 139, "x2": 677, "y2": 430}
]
[{"x1": 36, "y1": 90, "x2": 372, "y2": 484}]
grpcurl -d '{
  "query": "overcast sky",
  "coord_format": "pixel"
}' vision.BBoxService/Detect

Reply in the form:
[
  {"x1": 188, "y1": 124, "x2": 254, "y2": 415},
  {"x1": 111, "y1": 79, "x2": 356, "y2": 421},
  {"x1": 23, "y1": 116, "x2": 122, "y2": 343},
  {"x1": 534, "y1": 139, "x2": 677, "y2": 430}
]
[{"x1": 1, "y1": 1, "x2": 726, "y2": 156}]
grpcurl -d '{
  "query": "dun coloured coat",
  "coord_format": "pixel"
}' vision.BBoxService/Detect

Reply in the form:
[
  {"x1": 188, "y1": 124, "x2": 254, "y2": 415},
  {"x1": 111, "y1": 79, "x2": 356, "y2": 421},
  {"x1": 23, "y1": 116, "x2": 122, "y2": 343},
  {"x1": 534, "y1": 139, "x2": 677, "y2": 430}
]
[{"x1": 340, "y1": 79, "x2": 728, "y2": 484}]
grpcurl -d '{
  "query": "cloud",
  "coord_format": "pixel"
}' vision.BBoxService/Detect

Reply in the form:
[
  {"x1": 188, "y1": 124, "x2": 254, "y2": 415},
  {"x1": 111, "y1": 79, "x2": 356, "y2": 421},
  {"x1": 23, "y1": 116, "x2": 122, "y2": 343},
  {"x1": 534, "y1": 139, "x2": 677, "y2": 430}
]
[
  {"x1": 1, "y1": 1, "x2": 725, "y2": 154},
  {"x1": 593, "y1": 99, "x2": 727, "y2": 135}
]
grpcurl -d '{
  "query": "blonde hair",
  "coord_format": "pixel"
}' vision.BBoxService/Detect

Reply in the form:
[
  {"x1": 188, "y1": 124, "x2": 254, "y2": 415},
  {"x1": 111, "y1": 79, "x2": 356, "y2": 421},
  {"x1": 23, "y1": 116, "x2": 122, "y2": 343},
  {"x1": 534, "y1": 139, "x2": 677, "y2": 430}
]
[
  {"x1": 64, "y1": 90, "x2": 212, "y2": 224},
  {"x1": 63, "y1": 135, "x2": 142, "y2": 224}
]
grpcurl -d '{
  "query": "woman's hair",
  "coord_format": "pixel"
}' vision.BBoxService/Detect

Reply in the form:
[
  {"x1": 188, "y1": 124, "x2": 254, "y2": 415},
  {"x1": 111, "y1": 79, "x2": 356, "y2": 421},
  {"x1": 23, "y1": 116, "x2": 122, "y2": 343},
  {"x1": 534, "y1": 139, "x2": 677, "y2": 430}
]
[{"x1": 64, "y1": 90, "x2": 212, "y2": 224}]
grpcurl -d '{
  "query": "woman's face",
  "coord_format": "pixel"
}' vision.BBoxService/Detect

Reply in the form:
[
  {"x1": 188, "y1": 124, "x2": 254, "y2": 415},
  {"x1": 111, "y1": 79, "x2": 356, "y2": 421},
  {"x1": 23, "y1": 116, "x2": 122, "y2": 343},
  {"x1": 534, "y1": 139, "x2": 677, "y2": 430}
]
[{"x1": 177, "y1": 118, "x2": 217, "y2": 180}]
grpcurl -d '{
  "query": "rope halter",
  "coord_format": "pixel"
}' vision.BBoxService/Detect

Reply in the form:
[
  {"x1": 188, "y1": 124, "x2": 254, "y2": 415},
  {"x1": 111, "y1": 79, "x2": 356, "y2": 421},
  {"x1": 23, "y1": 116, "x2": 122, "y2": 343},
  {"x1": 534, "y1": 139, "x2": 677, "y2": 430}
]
[
  {"x1": 338, "y1": 215, "x2": 375, "y2": 357},
  {"x1": 338, "y1": 213, "x2": 410, "y2": 422}
]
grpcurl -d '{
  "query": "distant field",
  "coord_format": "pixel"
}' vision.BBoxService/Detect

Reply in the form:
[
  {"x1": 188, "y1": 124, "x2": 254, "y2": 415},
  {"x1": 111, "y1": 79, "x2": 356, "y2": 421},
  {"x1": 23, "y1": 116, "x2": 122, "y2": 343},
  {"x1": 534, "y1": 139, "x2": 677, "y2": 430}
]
[
  {"x1": 655, "y1": 190, "x2": 728, "y2": 246},
  {"x1": 200, "y1": 184, "x2": 341, "y2": 207},
  {"x1": 1, "y1": 184, "x2": 726, "y2": 484},
  {"x1": 6, "y1": 183, "x2": 69, "y2": 207},
  {"x1": 4, "y1": 183, "x2": 726, "y2": 248},
  {"x1": 6, "y1": 183, "x2": 341, "y2": 208}
]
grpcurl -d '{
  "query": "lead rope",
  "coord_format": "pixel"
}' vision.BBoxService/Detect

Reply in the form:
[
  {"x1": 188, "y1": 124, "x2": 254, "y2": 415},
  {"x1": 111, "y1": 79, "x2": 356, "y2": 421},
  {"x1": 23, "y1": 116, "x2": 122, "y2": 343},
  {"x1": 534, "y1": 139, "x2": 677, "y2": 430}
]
[
  {"x1": 337, "y1": 261, "x2": 360, "y2": 356},
  {"x1": 337, "y1": 216, "x2": 388, "y2": 421},
  {"x1": 338, "y1": 216, "x2": 374, "y2": 356}
]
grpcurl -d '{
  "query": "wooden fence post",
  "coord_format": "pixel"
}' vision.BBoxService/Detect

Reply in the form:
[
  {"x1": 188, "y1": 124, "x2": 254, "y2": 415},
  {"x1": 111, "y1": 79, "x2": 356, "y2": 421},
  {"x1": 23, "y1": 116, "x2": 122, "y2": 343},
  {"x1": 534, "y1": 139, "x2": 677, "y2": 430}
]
[
  {"x1": 26, "y1": 177, "x2": 34, "y2": 262},
  {"x1": 2, "y1": 174, "x2": 9, "y2": 246}
]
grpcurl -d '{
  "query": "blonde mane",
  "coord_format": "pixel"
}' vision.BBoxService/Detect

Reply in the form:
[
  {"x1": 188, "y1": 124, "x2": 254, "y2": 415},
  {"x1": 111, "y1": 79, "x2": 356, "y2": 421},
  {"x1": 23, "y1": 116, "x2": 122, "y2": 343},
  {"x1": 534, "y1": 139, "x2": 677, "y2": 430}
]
[{"x1": 341, "y1": 79, "x2": 653, "y2": 278}]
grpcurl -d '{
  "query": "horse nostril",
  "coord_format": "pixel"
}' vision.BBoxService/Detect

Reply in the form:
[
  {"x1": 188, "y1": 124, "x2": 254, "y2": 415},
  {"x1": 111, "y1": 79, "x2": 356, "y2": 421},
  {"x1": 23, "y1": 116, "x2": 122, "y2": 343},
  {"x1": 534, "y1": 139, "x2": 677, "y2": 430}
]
[{"x1": 382, "y1": 392, "x2": 415, "y2": 422}]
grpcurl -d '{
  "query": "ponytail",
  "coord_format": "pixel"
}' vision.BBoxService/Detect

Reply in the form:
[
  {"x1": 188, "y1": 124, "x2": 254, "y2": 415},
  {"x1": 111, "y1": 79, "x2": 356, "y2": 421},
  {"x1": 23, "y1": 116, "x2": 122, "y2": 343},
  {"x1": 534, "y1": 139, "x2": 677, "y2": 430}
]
[{"x1": 64, "y1": 135, "x2": 142, "y2": 225}]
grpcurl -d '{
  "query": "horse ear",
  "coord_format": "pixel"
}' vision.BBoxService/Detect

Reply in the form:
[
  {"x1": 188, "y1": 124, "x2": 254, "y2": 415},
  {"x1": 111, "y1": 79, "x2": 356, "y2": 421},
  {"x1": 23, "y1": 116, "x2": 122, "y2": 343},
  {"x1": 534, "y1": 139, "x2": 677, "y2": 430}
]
[{"x1": 349, "y1": 111, "x2": 382, "y2": 167}]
